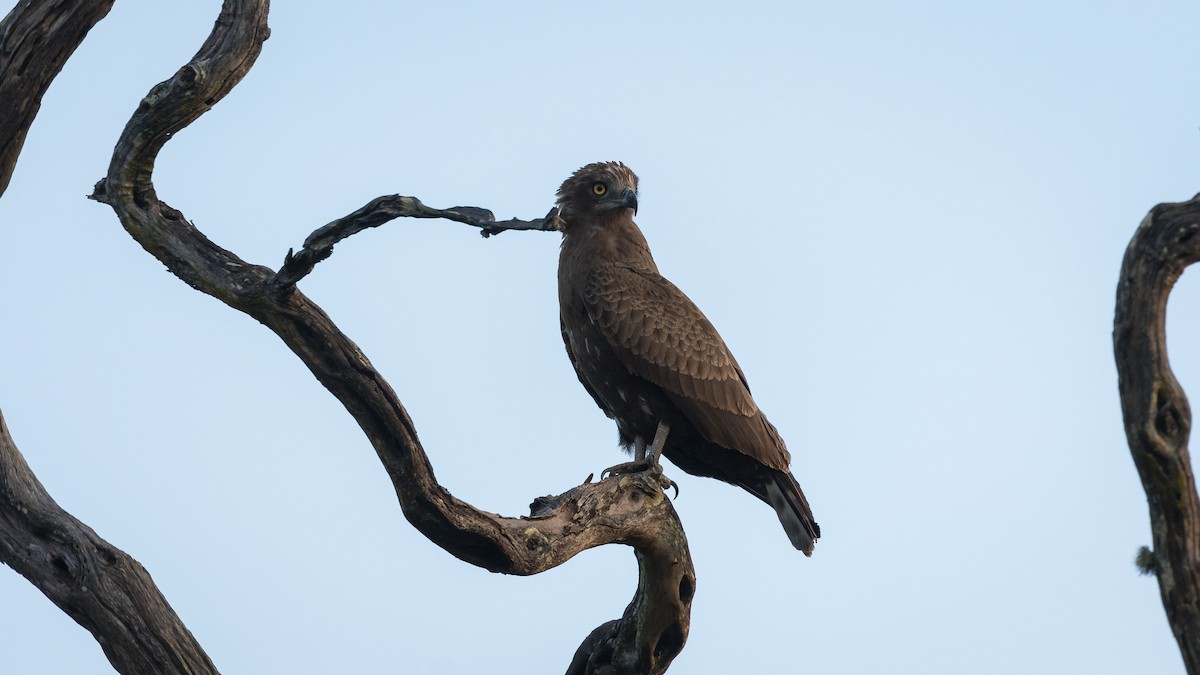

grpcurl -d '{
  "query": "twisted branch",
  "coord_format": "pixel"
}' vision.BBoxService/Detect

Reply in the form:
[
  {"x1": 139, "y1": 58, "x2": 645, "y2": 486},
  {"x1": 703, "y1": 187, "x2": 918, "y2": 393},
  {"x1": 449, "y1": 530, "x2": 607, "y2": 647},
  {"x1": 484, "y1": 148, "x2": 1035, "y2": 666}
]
[
  {"x1": 74, "y1": 0, "x2": 693, "y2": 672},
  {"x1": 1114, "y1": 192, "x2": 1200, "y2": 674},
  {"x1": 274, "y1": 196, "x2": 559, "y2": 287}
]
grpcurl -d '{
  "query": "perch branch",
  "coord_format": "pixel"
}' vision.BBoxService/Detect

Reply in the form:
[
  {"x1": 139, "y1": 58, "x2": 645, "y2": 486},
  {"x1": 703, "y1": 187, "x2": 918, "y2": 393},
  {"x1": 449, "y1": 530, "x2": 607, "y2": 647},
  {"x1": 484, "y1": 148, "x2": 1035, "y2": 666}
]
[
  {"x1": 0, "y1": 0, "x2": 116, "y2": 197},
  {"x1": 0, "y1": 409, "x2": 218, "y2": 675},
  {"x1": 274, "y1": 196, "x2": 558, "y2": 287},
  {"x1": 81, "y1": 0, "x2": 692, "y2": 672},
  {"x1": 1114, "y1": 192, "x2": 1200, "y2": 674}
]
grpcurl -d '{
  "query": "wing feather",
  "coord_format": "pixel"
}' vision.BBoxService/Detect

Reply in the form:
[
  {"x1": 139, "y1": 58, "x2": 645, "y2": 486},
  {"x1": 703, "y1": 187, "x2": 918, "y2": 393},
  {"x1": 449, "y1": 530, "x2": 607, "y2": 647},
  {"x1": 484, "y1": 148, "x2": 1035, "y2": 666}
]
[
  {"x1": 579, "y1": 262, "x2": 792, "y2": 472},
  {"x1": 582, "y1": 263, "x2": 760, "y2": 420}
]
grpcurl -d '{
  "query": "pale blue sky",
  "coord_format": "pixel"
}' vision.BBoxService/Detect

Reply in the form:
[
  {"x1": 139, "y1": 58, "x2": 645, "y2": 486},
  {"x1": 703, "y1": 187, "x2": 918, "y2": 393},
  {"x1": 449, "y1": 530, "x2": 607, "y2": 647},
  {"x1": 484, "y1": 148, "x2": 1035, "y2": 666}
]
[{"x1": 2, "y1": 1, "x2": 1198, "y2": 673}]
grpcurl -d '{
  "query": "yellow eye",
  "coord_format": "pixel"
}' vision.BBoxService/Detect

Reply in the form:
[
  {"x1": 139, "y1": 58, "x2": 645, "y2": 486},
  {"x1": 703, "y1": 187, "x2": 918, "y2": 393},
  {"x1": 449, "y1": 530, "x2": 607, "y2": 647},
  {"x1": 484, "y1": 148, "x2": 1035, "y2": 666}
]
[{"x1": 592, "y1": 183, "x2": 607, "y2": 196}]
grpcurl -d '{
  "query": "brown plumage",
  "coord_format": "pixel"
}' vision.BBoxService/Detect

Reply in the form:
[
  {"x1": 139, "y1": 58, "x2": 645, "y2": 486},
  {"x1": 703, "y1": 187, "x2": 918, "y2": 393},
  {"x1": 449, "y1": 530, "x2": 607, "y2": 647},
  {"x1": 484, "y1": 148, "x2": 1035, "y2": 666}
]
[{"x1": 555, "y1": 161, "x2": 820, "y2": 554}]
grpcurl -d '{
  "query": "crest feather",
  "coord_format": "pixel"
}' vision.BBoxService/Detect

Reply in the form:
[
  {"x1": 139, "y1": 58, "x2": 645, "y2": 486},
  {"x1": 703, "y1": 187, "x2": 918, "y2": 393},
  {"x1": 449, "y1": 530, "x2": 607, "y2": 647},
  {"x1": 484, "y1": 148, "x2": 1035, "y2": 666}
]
[{"x1": 556, "y1": 161, "x2": 639, "y2": 203}]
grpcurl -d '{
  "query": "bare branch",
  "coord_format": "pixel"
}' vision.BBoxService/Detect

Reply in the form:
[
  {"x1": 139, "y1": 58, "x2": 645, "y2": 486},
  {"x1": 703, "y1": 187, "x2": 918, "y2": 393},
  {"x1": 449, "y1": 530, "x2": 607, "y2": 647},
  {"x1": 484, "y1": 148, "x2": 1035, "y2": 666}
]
[
  {"x1": 0, "y1": 409, "x2": 218, "y2": 675},
  {"x1": 0, "y1": 0, "x2": 115, "y2": 197},
  {"x1": 1114, "y1": 192, "x2": 1200, "y2": 674},
  {"x1": 80, "y1": 0, "x2": 692, "y2": 672},
  {"x1": 273, "y1": 195, "x2": 558, "y2": 288}
]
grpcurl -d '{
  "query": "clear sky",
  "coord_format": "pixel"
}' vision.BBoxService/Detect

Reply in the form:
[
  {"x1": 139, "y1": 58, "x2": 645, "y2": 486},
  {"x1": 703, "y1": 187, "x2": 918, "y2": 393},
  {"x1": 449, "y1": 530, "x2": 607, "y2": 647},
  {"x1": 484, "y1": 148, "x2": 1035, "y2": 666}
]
[{"x1": 2, "y1": 1, "x2": 1198, "y2": 673}]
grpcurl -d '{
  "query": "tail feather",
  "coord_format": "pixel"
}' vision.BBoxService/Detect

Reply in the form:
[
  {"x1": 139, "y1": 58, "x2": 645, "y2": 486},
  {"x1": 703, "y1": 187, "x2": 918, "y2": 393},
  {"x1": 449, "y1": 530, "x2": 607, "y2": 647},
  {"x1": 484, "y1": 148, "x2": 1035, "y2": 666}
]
[{"x1": 764, "y1": 471, "x2": 820, "y2": 556}]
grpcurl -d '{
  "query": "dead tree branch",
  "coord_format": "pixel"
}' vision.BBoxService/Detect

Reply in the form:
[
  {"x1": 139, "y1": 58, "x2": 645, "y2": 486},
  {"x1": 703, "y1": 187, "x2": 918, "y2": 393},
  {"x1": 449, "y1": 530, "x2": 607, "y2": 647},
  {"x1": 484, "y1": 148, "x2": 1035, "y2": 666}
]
[
  {"x1": 1115, "y1": 192, "x2": 1200, "y2": 674},
  {"x1": 274, "y1": 196, "x2": 559, "y2": 287},
  {"x1": 0, "y1": 0, "x2": 115, "y2": 197},
  {"x1": 67, "y1": 0, "x2": 694, "y2": 673},
  {"x1": 0, "y1": 410, "x2": 218, "y2": 675}
]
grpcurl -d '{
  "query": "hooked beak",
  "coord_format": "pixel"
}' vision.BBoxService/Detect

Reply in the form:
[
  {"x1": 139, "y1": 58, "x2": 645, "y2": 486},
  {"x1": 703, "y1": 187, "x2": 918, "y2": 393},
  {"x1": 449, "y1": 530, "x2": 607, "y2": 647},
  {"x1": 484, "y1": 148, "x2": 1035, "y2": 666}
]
[{"x1": 619, "y1": 187, "x2": 639, "y2": 215}]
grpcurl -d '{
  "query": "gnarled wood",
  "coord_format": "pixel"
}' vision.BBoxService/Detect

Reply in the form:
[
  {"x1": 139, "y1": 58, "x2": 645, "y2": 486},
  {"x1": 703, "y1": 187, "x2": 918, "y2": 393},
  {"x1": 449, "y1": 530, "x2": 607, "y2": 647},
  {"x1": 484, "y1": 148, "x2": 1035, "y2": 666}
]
[
  {"x1": 76, "y1": 0, "x2": 693, "y2": 672},
  {"x1": 0, "y1": 0, "x2": 115, "y2": 197},
  {"x1": 1114, "y1": 193, "x2": 1200, "y2": 674},
  {"x1": 0, "y1": 410, "x2": 218, "y2": 675}
]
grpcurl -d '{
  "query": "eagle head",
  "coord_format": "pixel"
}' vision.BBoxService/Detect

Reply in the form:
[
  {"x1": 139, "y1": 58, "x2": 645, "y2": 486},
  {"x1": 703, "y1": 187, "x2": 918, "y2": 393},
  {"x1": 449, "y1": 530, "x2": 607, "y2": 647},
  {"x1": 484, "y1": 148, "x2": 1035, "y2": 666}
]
[{"x1": 555, "y1": 161, "x2": 639, "y2": 221}]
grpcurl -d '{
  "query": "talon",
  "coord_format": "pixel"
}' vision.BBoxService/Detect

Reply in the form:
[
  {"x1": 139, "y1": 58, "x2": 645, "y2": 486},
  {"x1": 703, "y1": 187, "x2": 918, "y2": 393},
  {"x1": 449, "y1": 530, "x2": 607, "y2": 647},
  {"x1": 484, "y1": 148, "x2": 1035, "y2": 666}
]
[
  {"x1": 602, "y1": 459, "x2": 653, "y2": 479},
  {"x1": 650, "y1": 470, "x2": 678, "y2": 497}
]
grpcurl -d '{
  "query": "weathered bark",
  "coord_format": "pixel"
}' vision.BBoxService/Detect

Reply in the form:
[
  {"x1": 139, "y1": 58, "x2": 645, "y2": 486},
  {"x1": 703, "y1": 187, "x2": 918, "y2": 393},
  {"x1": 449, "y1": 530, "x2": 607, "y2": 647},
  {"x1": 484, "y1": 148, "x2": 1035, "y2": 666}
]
[
  {"x1": 0, "y1": 0, "x2": 115, "y2": 197},
  {"x1": 73, "y1": 1, "x2": 693, "y2": 673},
  {"x1": 0, "y1": 410, "x2": 219, "y2": 675},
  {"x1": 1115, "y1": 193, "x2": 1200, "y2": 674}
]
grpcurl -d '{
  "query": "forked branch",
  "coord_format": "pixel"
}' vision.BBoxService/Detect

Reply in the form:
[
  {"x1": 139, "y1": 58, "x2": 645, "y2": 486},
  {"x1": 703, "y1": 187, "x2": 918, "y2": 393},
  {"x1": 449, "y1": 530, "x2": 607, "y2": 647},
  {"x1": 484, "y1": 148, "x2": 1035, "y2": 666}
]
[{"x1": 1114, "y1": 193, "x2": 1200, "y2": 674}]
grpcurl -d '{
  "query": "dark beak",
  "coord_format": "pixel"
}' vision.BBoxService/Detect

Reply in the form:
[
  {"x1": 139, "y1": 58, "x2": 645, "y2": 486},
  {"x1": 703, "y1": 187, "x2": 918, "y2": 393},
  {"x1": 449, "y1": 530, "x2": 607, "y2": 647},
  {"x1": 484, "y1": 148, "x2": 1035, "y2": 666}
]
[{"x1": 619, "y1": 187, "x2": 639, "y2": 215}]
